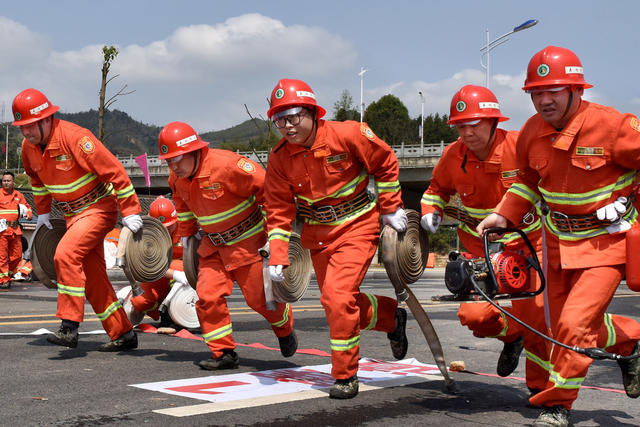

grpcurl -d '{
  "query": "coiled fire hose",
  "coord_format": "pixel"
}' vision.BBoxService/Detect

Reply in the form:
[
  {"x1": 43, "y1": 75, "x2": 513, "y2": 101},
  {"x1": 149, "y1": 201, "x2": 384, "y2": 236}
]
[
  {"x1": 258, "y1": 233, "x2": 313, "y2": 310},
  {"x1": 381, "y1": 209, "x2": 456, "y2": 391},
  {"x1": 117, "y1": 215, "x2": 172, "y2": 296},
  {"x1": 31, "y1": 218, "x2": 67, "y2": 289}
]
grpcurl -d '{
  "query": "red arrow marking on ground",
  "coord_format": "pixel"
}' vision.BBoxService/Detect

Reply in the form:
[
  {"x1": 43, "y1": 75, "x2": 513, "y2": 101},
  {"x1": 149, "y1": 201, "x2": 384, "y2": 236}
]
[{"x1": 166, "y1": 381, "x2": 249, "y2": 395}]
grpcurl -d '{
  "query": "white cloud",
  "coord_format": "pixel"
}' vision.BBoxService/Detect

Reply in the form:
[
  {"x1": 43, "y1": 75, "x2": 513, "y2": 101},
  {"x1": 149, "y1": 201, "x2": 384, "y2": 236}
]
[{"x1": 0, "y1": 14, "x2": 357, "y2": 130}]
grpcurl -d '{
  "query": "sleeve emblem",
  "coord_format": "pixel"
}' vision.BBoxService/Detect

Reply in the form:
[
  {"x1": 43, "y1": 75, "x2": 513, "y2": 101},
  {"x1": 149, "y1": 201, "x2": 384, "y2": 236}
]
[
  {"x1": 237, "y1": 158, "x2": 256, "y2": 174},
  {"x1": 79, "y1": 136, "x2": 95, "y2": 154}
]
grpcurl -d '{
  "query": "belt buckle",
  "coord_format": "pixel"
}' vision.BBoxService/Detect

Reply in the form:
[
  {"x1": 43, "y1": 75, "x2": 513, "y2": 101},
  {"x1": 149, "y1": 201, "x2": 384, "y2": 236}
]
[
  {"x1": 208, "y1": 233, "x2": 226, "y2": 246},
  {"x1": 56, "y1": 201, "x2": 72, "y2": 214},
  {"x1": 522, "y1": 211, "x2": 535, "y2": 225},
  {"x1": 314, "y1": 204, "x2": 338, "y2": 223},
  {"x1": 551, "y1": 210, "x2": 571, "y2": 232}
]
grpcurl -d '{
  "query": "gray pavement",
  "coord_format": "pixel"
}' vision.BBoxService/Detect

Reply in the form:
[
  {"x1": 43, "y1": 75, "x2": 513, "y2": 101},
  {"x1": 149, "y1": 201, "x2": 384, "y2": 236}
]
[{"x1": 1, "y1": 268, "x2": 639, "y2": 426}]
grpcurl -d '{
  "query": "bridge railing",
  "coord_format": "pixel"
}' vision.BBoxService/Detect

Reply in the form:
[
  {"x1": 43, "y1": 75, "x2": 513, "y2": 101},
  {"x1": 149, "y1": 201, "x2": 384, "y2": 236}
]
[{"x1": 116, "y1": 142, "x2": 446, "y2": 175}]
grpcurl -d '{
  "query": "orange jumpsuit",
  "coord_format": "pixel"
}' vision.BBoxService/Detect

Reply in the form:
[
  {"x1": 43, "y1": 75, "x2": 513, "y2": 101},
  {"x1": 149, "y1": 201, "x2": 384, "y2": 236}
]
[
  {"x1": 264, "y1": 120, "x2": 401, "y2": 379},
  {"x1": 170, "y1": 147, "x2": 293, "y2": 359},
  {"x1": 131, "y1": 229, "x2": 184, "y2": 320},
  {"x1": 21, "y1": 118, "x2": 140, "y2": 340},
  {"x1": 495, "y1": 100, "x2": 640, "y2": 409},
  {"x1": 421, "y1": 129, "x2": 551, "y2": 391},
  {"x1": 0, "y1": 188, "x2": 32, "y2": 285},
  {"x1": 14, "y1": 259, "x2": 33, "y2": 280}
]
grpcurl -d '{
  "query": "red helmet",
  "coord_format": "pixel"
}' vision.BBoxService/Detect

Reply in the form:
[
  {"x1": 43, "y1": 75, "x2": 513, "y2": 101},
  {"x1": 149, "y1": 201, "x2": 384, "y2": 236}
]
[
  {"x1": 148, "y1": 196, "x2": 177, "y2": 227},
  {"x1": 12, "y1": 88, "x2": 59, "y2": 126},
  {"x1": 447, "y1": 85, "x2": 508, "y2": 125},
  {"x1": 522, "y1": 46, "x2": 593, "y2": 91},
  {"x1": 267, "y1": 78, "x2": 326, "y2": 119},
  {"x1": 157, "y1": 121, "x2": 208, "y2": 160}
]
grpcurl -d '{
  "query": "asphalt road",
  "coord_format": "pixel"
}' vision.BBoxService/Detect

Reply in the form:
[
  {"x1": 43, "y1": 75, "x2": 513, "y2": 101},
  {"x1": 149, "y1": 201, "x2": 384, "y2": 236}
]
[{"x1": 1, "y1": 269, "x2": 639, "y2": 426}]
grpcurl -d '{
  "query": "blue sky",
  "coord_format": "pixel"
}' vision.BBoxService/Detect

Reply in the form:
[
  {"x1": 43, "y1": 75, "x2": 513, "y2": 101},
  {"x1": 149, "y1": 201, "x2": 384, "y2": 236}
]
[{"x1": 2, "y1": 1, "x2": 639, "y2": 139}]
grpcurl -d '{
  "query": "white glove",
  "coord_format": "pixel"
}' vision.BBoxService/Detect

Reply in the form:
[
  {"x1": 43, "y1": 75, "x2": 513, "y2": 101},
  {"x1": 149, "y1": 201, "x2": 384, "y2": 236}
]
[
  {"x1": 172, "y1": 270, "x2": 188, "y2": 286},
  {"x1": 382, "y1": 208, "x2": 408, "y2": 232},
  {"x1": 181, "y1": 232, "x2": 202, "y2": 248},
  {"x1": 269, "y1": 265, "x2": 285, "y2": 282},
  {"x1": 420, "y1": 212, "x2": 441, "y2": 234},
  {"x1": 123, "y1": 214, "x2": 143, "y2": 233},
  {"x1": 18, "y1": 204, "x2": 29, "y2": 219},
  {"x1": 596, "y1": 197, "x2": 627, "y2": 222},
  {"x1": 36, "y1": 213, "x2": 53, "y2": 230}
]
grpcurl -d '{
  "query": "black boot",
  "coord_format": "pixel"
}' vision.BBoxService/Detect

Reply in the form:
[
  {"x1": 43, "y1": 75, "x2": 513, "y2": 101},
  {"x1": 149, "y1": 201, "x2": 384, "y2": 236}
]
[
  {"x1": 47, "y1": 320, "x2": 79, "y2": 348},
  {"x1": 497, "y1": 336, "x2": 524, "y2": 377},
  {"x1": 329, "y1": 375, "x2": 359, "y2": 399},
  {"x1": 618, "y1": 340, "x2": 640, "y2": 398},
  {"x1": 98, "y1": 330, "x2": 138, "y2": 352},
  {"x1": 198, "y1": 350, "x2": 240, "y2": 370},
  {"x1": 278, "y1": 331, "x2": 298, "y2": 358},
  {"x1": 532, "y1": 405, "x2": 570, "y2": 427},
  {"x1": 387, "y1": 307, "x2": 408, "y2": 359}
]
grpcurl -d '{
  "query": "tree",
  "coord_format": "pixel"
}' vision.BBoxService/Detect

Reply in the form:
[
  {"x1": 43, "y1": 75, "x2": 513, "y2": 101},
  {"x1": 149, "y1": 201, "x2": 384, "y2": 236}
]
[
  {"x1": 98, "y1": 45, "x2": 134, "y2": 142},
  {"x1": 363, "y1": 94, "x2": 412, "y2": 145},
  {"x1": 332, "y1": 89, "x2": 359, "y2": 122}
]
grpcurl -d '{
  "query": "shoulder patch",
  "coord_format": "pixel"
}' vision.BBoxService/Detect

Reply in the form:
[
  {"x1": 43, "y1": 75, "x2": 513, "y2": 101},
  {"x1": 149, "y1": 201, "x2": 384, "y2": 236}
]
[
  {"x1": 630, "y1": 117, "x2": 640, "y2": 133},
  {"x1": 237, "y1": 158, "x2": 256, "y2": 174},
  {"x1": 79, "y1": 136, "x2": 95, "y2": 154},
  {"x1": 360, "y1": 123, "x2": 377, "y2": 141}
]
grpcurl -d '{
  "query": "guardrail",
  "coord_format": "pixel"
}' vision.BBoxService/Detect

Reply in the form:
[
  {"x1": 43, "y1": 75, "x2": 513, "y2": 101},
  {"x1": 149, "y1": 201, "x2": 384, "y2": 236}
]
[{"x1": 116, "y1": 142, "x2": 447, "y2": 172}]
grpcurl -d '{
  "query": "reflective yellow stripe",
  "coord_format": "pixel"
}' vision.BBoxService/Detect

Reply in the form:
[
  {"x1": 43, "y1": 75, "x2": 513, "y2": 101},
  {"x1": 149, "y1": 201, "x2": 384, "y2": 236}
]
[
  {"x1": 96, "y1": 300, "x2": 123, "y2": 321},
  {"x1": 507, "y1": 183, "x2": 542, "y2": 205},
  {"x1": 45, "y1": 173, "x2": 97, "y2": 195},
  {"x1": 203, "y1": 323, "x2": 233, "y2": 342},
  {"x1": 142, "y1": 302, "x2": 159, "y2": 315},
  {"x1": 525, "y1": 349, "x2": 551, "y2": 373},
  {"x1": 330, "y1": 335, "x2": 360, "y2": 352},
  {"x1": 376, "y1": 180, "x2": 400, "y2": 194},
  {"x1": 540, "y1": 171, "x2": 635, "y2": 207},
  {"x1": 485, "y1": 311, "x2": 508, "y2": 338},
  {"x1": 57, "y1": 283, "x2": 85, "y2": 298},
  {"x1": 223, "y1": 219, "x2": 264, "y2": 246},
  {"x1": 549, "y1": 370, "x2": 584, "y2": 389},
  {"x1": 297, "y1": 170, "x2": 368, "y2": 204},
  {"x1": 421, "y1": 193, "x2": 445, "y2": 210},
  {"x1": 178, "y1": 211, "x2": 196, "y2": 222},
  {"x1": 197, "y1": 196, "x2": 255, "y2": 226},
  {"x1": 268, "y1": 228, "x2": 291, "y2": 243},
  {"x1": 363, "y1": 294, "x2": 378, "y2": 330},
  {"x1": 271, "y1": 303, "x2": 291, "y2": 328},
  {"x1": 115, "y1": 184, "x2": 135, "y2": 200},
  {"x1": 603, "y1": 313, "x2": 616, "y2": 349},
  {"x1": 305, "y1": 199, "x2": 376, "y2": 226},
  {"x1": 32, "y1": 185, "x2": 49, "y2": 196}
]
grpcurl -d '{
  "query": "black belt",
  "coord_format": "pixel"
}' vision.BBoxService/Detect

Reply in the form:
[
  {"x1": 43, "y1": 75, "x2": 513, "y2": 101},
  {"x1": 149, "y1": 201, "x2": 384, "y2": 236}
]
[
  {"x1": 207, "y1": 207, "x2": 263, "y2": 246},
  {"x1": 297, "y1": 189, "x2": 373, "y2": 223},
  {"x1": 544, "y1": 197, "x2": 634, "y2": 232},
  {"x1": 6, "y1": 221, "x2": 19, "y2": 228},
  {"x1": 55, "y1": 182, "x2": 111, "y2": 214}
]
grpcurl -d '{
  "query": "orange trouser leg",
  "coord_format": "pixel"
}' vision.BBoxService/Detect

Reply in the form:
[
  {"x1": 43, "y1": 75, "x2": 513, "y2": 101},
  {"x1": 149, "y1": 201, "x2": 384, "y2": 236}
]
[
  {"x1": 8, "y1": 234, "x2": 22, "y2": 280},
  {"x1": 312, "y1": 231, "x2": 397, "y2": 380},
  {"x1": 0, "y1": 233, "x2": 17, "y2": 284},
  {"x1": 54, "y1": 212, "x2": 132, "y2": 339},
  {"x1": 235, "y1": 260, "x2": 294, "y2": 338},
  {"x1": 132, "y1": 277, "x2": 171, "y2": 321},
  {"x1": 529, "y1": 264, "x2": 640, "y2": 410}
]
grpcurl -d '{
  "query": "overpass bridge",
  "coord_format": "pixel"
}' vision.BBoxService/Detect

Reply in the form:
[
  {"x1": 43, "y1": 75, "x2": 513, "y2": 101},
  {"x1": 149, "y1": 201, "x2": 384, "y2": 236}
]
[{"x1": 118, "y1": 142, "x2": 446, "y2": 210}]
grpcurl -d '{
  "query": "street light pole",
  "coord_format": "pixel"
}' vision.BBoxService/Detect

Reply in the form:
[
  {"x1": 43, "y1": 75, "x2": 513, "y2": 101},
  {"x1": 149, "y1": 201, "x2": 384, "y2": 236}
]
[
  {"x1": 418, "y1": 91, "x2": 424, "y2": 150},
  {"x1": 358, "y1": 67, "x2": 368, "y2": 122},
  {"x1": 480, "y1": 19, "x2": 538, "y2": 88}
]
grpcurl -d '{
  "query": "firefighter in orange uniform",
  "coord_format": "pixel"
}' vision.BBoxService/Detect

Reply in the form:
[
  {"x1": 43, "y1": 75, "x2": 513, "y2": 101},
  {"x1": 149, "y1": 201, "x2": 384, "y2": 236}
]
[
  {"x1": 264, "y1": 79, "x2": 409, "y2": 399},
  {"x1": 478, "y1": 46, "x2": 640, "y2": 427},
  {"x1": 157, "y1": 121, "x2": 296, "y2": 370},
  {"x1": 0, "y1": 171, "x2": 32, "y2": 289},
  {"x1": 13, "y1": 88, "x2": 143, "y2": 351},
  {"x1": 421, "y1": 85, "x2": 551, "y2": 396},
  {"x1": 130, "y1": 195, "x2": 187, "y2": 333}
]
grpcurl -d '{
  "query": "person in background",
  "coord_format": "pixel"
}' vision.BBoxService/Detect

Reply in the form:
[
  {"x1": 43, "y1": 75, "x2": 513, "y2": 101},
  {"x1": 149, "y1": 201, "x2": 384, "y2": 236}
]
[{"x1": 0, "y1": 171, "x2": 32, "y2": 289}]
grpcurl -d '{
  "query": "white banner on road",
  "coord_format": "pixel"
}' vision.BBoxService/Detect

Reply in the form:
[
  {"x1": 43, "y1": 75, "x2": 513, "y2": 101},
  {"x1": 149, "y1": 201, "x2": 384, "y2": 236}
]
[{"x1": 132, "y1": 358, "x2": 441, "y2": 405}]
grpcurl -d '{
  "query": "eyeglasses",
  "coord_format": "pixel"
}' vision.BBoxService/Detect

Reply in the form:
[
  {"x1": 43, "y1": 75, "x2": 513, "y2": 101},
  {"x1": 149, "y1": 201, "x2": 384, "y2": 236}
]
[
  {"x1": 273, "y1": 112, "x2": 306, "y2": 129},
  {"x1": 166, "y1": 154, "x2": 184, "y2": 164}
]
